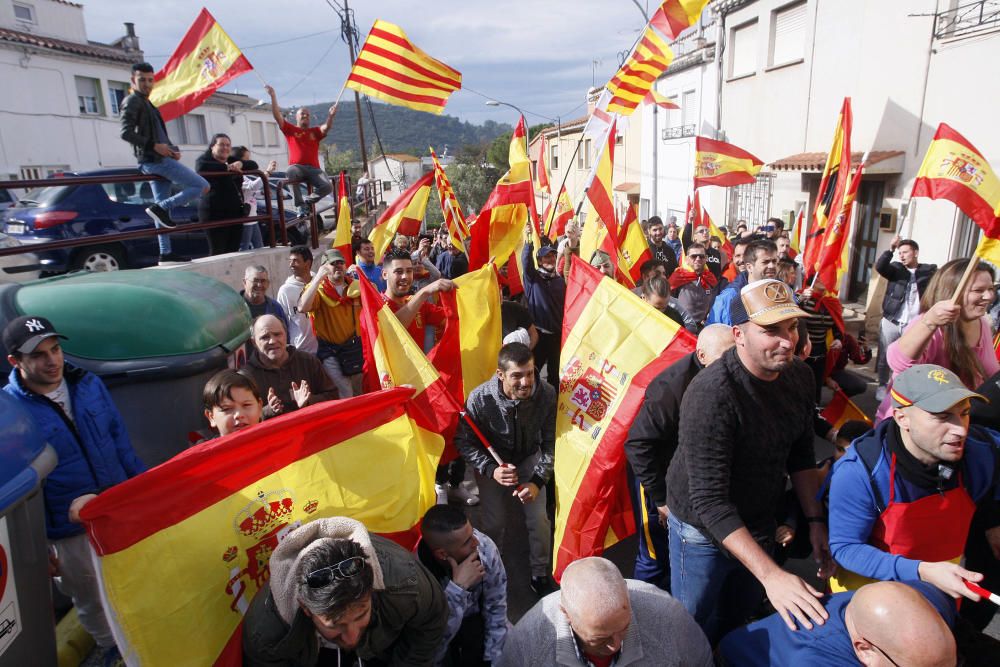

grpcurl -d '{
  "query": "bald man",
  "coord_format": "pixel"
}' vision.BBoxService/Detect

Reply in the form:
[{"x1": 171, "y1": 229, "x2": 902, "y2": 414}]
[
  {"x1": 718, "y1": 581, "x2": 956, "y2": 666},
  {"x1": 496, "y1": 557, "x2": 711, "y2": 667},
  {"x1": 244, "y1": 315, "x2": 338, "y2": 419},
  {"x1": 624, "y1": 324, "x2": 736, "y2": 588}
]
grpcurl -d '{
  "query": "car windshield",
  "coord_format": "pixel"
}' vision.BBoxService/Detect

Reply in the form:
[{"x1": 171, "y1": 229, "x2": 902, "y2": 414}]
[{"x1": 18, "y1": 184, "x2": 71, "y2": 208}]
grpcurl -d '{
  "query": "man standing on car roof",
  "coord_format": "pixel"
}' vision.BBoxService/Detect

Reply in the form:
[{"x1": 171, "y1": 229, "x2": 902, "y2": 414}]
[{"x1": 119, "y1": 62, "x2": 208, "y2": 264}]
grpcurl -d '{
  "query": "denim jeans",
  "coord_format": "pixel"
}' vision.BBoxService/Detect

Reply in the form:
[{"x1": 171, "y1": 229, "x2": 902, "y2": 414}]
[
  {"x1": 285, "y1": 164, "x2": 332, "y2": 208},
  {"x1": 668, "y1": 514, "x2": 766, "y2": 644},
  {"x1": 239, "y1": 222, "x2": 263, "y2": 251},
  {"x1": 139, "y1": 159, "x2": 209, "y2": 254},
  {"x1": 876, "y1": 317, "x2": 906, "y2": 387}
]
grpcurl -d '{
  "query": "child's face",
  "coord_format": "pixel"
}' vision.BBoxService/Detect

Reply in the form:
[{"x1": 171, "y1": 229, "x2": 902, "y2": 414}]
[
  {"x1": 833, "y1": 440, "x2": 850, "y2": 460},
  {"x1": 206, "y1": 387, "x2": 263, "y2": 436}
]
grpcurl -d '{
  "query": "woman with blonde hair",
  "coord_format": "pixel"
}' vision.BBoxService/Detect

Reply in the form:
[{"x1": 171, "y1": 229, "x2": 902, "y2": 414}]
[{"x1": 875, "y1": 258, "x2": 998, "y2": 420}]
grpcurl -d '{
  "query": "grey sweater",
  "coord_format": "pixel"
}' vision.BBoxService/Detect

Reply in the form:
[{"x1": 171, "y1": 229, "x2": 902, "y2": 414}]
[
  {"x1": 455, "y1": 375, "x2": 556, "y2": 490},
  {"x1": 496, "y1": 579, "x2": 713, "y2": 667}
]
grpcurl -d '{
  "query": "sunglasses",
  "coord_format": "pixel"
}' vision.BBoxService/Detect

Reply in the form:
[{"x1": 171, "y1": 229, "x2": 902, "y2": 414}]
[
  {"x1": 688, "y1": 254, "x2": 706, "y2": 259},
  {"x1": 305, "y1": 556, "x2": 366, "y2": 588}
]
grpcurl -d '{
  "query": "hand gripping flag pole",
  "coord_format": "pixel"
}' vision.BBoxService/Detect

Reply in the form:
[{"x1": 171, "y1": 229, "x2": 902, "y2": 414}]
[{"x1": 460, "y1": 411, "x2": 524, "y2": 494}]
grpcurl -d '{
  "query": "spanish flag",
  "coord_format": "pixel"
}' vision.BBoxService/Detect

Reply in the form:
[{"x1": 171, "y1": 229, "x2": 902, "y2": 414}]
[
  {"x1": 814, "y1": 160, "x2": 864, "y2": 296},
  {"x1": 537, "y1": 133, "x2": 551, "y2": 195},
  {"x1": 911, "y1": 123, "x2": 1000, "y2": 238},
  {"x1": 553, "y1": 259, "x2": 696, "y2": 580},
  {"x1": 429, "y1": 147, "x2": 470, "y2": 251},
  {"x1": 542, "y1": 184, "x2": 574, "y2": 239},
  {"x1": 650, "y1": 0, "x2": 711, "y2": 40},
  {"x1": 619, "y1": 202, "x2": 652, "y2": 286},
  {"x1": 346, "y1": 20, "x2": 462, "y2": 115},
  {"x1": 802, "y1": 98, "x2": 853, "y2": 276},
  {"x1": 331, "y1": 171, "x2": 353, "y2": 261},
  {"x1": 81, "y1": 389, "x2": 444, "y2": 666},
  {"x1": 606, "y1": 26, "x2": 674, "y2": 116},
  {"x1": 468, "y1": 116, "x2": 535, "y2": 269},
  {"x1": 580, "y1": 120, "x2": 618, "y2": 266},
  {"x1": 821, "y1": 389, "x2": 873, "y2": 431},
  {"x1": 149, "y1": 9, "x2": 253, "y2": 122},
  {"x1": 368, "y1": 171, "x2": 434, "y2": 261},
  {"x1": 693, "y1": 136, "x2": 764, "y2": 189}
]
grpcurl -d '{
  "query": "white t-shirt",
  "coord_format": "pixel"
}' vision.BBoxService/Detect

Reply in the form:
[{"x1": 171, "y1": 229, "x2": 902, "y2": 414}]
[
  {"x1": 901, "y1": 267, "x2": 920, "y2": 325},
  {"x1": 45, "y1": 379, "x2": 74, "y2": 422}
]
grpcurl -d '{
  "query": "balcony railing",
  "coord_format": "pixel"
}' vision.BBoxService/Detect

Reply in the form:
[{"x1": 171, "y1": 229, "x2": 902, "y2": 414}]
[
  {"x1": 935, "y1": 0, "x2": 1000, "y2": 39},
  {"x1": 662, "y1": 124, "x2": 697, "y2": 140}
]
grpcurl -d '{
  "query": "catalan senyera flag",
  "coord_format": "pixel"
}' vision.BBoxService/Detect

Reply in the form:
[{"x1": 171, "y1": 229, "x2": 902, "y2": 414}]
[
  {"x1": 814, "y1": 161, "x2": 864, "y2": 296},
  {"x1": 537, "y1": 133, "x2": 551, "y2": 195},
  {"x1": 331, "y1": 171, "x2": 353, "y2": 261},
  {"x1": 149, "y1": 9, "x2": 253, "y2": 122},
  {"x1": 911, "y1": 123, "x2": 1000, "y2": 239},
  {"x1": 553, "y1": 258, "x2": 696, "y2": 580},
  {"x1": 605, "y1": 25, "x2": 674, "y2": 116},
  {"x1": 803, "y1": 98, "x2": 853, "y2": 276},
  {"x1": 346, "y1": 19, "x2": 461, "y2": 115},
  {"x1": 368, "y1": 171, "x2": 434, "y2": 261},
  {"x1": 542, "y1": 184, "x2": 575, "y2": 239},
  {"x1": 430, "y1": 147, "x2": 470, "y2": 251},
  {"x1": 618, "y1": 202, "x2": 652, "y2": 286},
  {"x1": 643, "y1": 88, "x2": 680, "y2": 110},
  {"x1": 693, "y1": 136, "x2": 764, "y2": 189},
  {"x1": 650, "y1": 0, "x2": 711, "y2": 40},
  {"x1": 821, "y1": 389, "x2": 873, "y2": 431},
  {"x1": 80, "y1": 389, "x2": 443, "y2": 666},
  {"x1": 469, "y1": 116, "x2": 535, "y2": 269}
]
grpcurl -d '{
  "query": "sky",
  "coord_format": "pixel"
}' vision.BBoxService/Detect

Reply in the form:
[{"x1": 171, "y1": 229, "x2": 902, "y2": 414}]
[{"x1": 82, "y1": 0, "x2": 659, "y2": 126}]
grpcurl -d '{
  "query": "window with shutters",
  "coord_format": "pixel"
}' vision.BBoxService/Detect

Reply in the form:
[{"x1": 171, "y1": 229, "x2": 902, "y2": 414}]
[
  {"x1": 251, "y1": 121, "x2": 265, "y2": 147},
  {"x1": 550, "y1": 142, "x2": 559, "y2": 170},
  {"x1": 268, "y1": 123, "x2": 281, "y2": 147},
  {"x1": 75, "y1": 77, "x2": 103, "y2": 115},
  {"x1": 681, "y1": 90, "x2": 698, "y2": 128},
  {"x1": 729, "y1": 20, "x2": 758, "y2": 79},
  {"x1": 769, "y1": 2, "x2": 807, "y2": 67},
  {"x1": 108, "y1": 81, "x2": 129, "y2": 115},
  {"x1": 165, "y1": 114, "x2": 207, "y2": 145}
]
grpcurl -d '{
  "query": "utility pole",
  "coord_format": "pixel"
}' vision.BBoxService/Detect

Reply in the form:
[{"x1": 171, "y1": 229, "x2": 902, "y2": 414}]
[{"x1": 342, "y1": 0, "x2": 369, "y2": 174}]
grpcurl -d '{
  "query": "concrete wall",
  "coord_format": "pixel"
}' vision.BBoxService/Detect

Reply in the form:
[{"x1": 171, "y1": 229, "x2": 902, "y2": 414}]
[{"x1": 0, "y1": 0, "x2": 88, "y2": 43}]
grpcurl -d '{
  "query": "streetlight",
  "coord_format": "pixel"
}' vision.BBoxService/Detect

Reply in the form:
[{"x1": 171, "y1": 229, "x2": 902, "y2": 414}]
[{"x1": 484, "y1": 99, "x2": 561, "y2": 147}]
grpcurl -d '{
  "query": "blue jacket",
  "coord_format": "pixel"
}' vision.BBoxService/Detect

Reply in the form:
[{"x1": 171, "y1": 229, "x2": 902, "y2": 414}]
[
  {"x1": 353, "y1": 260, "x2": 386, "y2": 292},
  {"x1": 706, "y1": 271, "x2": 748, "y2": 325},
  {"x1": 828, "y1": 419, "x2": 1000, "y2": 582},
  {"x1": 240, "y1": 292, "x2": 289, "y2": 331},
  {"x1": 520, "y1": 243, "x2": 565, "y2": 334},
  {"x1": 4, "y1": 366, "x2": 145, "y2": 540}
]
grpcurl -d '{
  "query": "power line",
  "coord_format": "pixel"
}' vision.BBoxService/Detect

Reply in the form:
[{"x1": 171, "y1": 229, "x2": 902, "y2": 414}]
[
  {"x1": 280, "y1": 38, "x2": 339, "y2": 98},
  {"x1": 144, "y1": 28, "x2": 338, "y2": 58}
]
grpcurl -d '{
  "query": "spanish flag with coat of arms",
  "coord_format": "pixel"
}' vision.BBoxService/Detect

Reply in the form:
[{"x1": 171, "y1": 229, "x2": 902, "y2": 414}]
[
  {"x1": 80, "y1": 389, "x2": 444, "y2": 666},
  {"x1": 149, "y1": 8, "x2": 253, "y2": 122},
  {"x1": 552, "y1": 258, "x2": 696, "y2": 580}
]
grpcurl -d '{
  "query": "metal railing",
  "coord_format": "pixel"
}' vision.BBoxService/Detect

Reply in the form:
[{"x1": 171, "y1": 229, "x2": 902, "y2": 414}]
[
  {"x1": 935, "y1": 0, "x2": 1000, "y2": 39},
  {"x1": 0, "y1": 169, "x2": 298, "y2": 260},
  {"x1": 662, "y1": 124, "x2": 697, "y2": 140}
]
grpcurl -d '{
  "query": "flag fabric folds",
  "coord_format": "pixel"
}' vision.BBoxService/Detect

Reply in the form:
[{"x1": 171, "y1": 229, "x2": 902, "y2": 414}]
[
  {"x1": 605, "y1": 26, "x2": 675, "y2": 116},
  {"x1": 821, "y1": 389, "x2": 873, "y2": 431},
  {"x1": 346, "y1": 19, "x2": 462, "y2": 115},
  {"x1": 691, "y1": 189, "x2": 733, "y2": 260},
  {"x1": 149, "y1": 9, "x2": 253, "y2": 122},
  {"x1": 537, "y1": 133, "x2": 551, "y2": 194},
  {"x1": 911, "y1": 123, "x2": 1000, "y2": 239},
  {"x1": 542, "y1": 184, "x2": 574, "y2": 239},
  {"x1": 331, "y1": 171, "x2": 353, "y2": 261},
  {"x1": 693, "y1": 136, "x2": 764, "y2": 189},
  {"x1": 790, "y1": 207, "x2": 805, "y2": 253},
  {"x1": 368, "y1": 171, "x2": 434, "y2": 261},
  {"x1": 802, "y1": 98, "x2": 853, "y2": 277},
  {"x1": 80, "y1": 389, "x2": 444, "y2": 666},
  {"x1": 813, "y1": 161, "x2": 864, "y2": 296},
  {"x1": 553, "y1": 259, "x2": 695, "y2": 580},
  {"x1": 469, "y1": 116, "x2": 536, "y2": 269},
  {"x1": 643, "y1": 88, "x2": 680, "y2": 109},
  {"x1": 430, "y1": 147, "x2": 470, "y2": 251},
  {"x1": 618, "y1": 202, "x2": 652, "y2": 286},
  {"x1": 649, "y1": 0, "x2": 712, "y2": 40}
]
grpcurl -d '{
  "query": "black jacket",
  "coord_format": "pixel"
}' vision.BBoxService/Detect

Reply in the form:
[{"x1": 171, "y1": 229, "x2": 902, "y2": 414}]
[
  {"x1": 624, "y1": 352, "x2": 703, "y2": 507},
  {"x1": 680, "y1": 222, "x2": 722, "y2": 280},
  {"x1": 875, "y1": 250, "x2": 936, "y2": 322},
  {"x1": 119, "y1": 92, "x2": 169, "y2": 163},
  {"x1": 194, "y1": 153, "x2": 257, "y2": 222}
]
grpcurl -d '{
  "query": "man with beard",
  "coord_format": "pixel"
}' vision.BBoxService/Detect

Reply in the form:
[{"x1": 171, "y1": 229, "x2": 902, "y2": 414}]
[
  {"x1": 644, "y1": 216, "x2": 679, "y2": 277},
  {"x1": 666, "y1": 279, "x2": 834, "y2": 643},
  {"x1": 707, "y1": 239, "x2": 778, "y2": 326},
  {"x1": 277, "y1": 246, "x2": 319, "y2": 355},
  {"x1": 379, "y1": 249, "x2": 454, "y2": 346},
  {"x1": 682, "y1": 222, "x2": 723, "y2": 281},
  {"x1": 244, "y1": 315, "x2": 338, "y2": 419}
]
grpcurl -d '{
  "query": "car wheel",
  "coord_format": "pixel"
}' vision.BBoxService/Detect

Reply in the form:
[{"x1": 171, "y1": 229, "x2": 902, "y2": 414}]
[{"x1": 71, "y1": 244, "x2": 125, "y2": 272}]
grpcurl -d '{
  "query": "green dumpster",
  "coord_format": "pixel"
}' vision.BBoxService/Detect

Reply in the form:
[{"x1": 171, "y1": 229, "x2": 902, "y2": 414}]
[{"x1": 1, "y1": 270, "x2": 251, "y2": 466}]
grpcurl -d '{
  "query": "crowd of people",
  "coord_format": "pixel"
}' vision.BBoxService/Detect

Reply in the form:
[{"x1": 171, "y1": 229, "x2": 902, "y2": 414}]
[{"x1": 6, "y1": 58, "x2": 999, "y2": 667}]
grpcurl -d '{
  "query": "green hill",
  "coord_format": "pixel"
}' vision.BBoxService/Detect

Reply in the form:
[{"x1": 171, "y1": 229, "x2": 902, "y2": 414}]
[{"x1": 303, "y1": 100, "x2": 512, "y2": 157}]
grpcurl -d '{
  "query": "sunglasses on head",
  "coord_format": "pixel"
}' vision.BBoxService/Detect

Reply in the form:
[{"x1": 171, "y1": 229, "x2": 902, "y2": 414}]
[{"x1": 305, "y1": 556, "x2": 366, "y2": 588}]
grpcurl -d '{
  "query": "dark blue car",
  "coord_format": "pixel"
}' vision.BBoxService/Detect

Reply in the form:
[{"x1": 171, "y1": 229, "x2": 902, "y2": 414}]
[{"x1": 1, "y1": 168, "x2": 304, "y2": 273}]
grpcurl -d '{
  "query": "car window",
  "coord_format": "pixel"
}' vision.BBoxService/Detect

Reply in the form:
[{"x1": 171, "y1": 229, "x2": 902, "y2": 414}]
[
  {"x1": 101, "y1": 181, "x2": 157, "y2": 205},
  {"x1": 18, "y1": 185, "x2": 71, "y2": 207},
  {"x1": 0, "y1": 190, "x2": 13, "y2": 204}
]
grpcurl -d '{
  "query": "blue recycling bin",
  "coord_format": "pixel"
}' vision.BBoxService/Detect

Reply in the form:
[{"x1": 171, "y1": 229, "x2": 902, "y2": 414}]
[{"x1": 0, "y1": 391, "x2": 58, "y2": 666}]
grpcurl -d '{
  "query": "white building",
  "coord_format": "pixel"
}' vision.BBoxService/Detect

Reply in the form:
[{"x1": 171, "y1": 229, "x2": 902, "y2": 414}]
[
  {"x1": 0, "y1": 0, "x2": 287, "y2": 180},
  {"x1": 367, "y1": 153, "x2": 423, "y2": 206}
]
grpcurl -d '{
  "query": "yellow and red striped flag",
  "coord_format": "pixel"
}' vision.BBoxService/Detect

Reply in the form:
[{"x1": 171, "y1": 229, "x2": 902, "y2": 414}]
[
  {"x1": 618, "y1": 202, "x2": 652, "y2": 286},
  {"x1": 149, "y1": 9, "x2": 253, "y2": 122},
  {"x1": 542, "y1": 184, "x2": 575, "y2": 239},
  {"x1": 331, "y1": 171, "x2": 353, "y2": 261},
  {"x1": 346, "y1": 20, "x2": 462, "y2": 115},
  {"x1": 81, "y1": 389, "x2": 444, "y2": 666},
  {"x1": 429, "y1": 147, "x2": 470, "y2": 251},
  {"x1": 537, "y1": 133, "x2": 551, "y2": 195},
  {"x1": 693, "y1": 136, "x2": 763, "y2": 189},
  {"x1": 553, "y1": 258, "x2": 696, "y2": 580},
  {"x1": 368, "y1": 171, "x2": 434, "y2": 261},
  {"x1": 643, "y1": 88, "x2": 680, "y2": 109},
  {"x1": 803, "y1": 98, "x2": 853, "y2": 276},
  {"x1": 469, "y1": 116, "x2": 535, "y2": 269},
  {"x1": 605, "y1": 26, "x2": 674, "y2": 116},
  {"x1": 912, "y1": 123, "x2": 1000, "y2": 239},
  {"x1": 650, "y1": 0, "x2": 712, "y2": 40},
  {"x1": 821, "y1": 389, "x2": 873, "y2": 431}
]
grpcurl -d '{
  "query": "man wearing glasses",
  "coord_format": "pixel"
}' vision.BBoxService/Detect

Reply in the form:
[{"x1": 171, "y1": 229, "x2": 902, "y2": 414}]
[
  {"x1": 667, "y1": 243, "x2": 718, "y2": 330},
  {"x1": 242, "y1": 517, "x2": 446, "y2": 666},
  {"x1": 242, "y1": 266, "x2": 289, "y2": 331}
]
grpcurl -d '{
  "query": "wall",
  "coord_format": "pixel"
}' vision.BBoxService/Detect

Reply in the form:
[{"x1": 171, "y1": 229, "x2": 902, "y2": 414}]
[{"x1": 0, "y1": 0, "x2": 88, "y2": 43}]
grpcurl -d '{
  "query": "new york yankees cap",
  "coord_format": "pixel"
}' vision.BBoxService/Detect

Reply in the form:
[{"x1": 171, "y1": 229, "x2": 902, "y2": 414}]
[{"x1": 2, "y1": 315, "x2": 68, "y2": 355}]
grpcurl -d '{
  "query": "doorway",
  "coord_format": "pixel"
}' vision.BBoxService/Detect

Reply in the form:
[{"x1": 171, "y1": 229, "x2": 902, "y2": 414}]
[{"x1": 847, "y1": 180, "x2": 885, "y2": 302}]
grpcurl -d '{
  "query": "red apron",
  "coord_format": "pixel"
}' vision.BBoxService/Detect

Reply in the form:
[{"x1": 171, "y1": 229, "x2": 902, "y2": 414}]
[{"x1": 831, "y1": 453, "x2": 976, "y2": 592}]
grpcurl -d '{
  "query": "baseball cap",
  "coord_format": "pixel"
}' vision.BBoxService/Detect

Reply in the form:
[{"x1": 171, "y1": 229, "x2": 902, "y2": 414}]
[
  {"x1": 590, "y1": 250, "x2": 612, "y2": 268},
  {"x1": 536, "y1": 245, "x2": 557, "y2": 259},
  {"x1": 730, "y1": 279, "x2": 810, "y2": 326},
  {"x1": 321, "y1": 248, "x2": 346, "y2": 264},
  {"x1": 3, "y1": 315, "x2": 68, "y2": 354},
  {"x1": 891, "y1": 364, "x2": 986, "y2": 412}
]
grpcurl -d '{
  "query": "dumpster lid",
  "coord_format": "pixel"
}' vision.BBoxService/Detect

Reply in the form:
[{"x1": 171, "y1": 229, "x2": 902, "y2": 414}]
[{"x1": 13, "y1": 270, "x2": 251, "y2": 360}]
